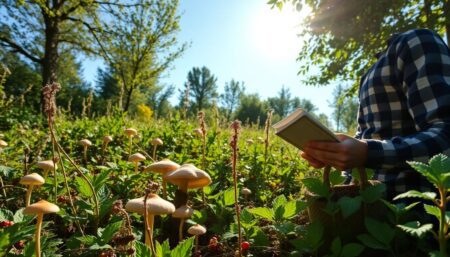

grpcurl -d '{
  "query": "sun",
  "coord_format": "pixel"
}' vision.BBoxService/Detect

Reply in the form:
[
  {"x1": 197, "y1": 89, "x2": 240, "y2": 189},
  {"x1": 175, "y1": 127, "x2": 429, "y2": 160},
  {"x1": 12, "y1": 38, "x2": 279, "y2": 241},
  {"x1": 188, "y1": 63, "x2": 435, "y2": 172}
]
[{"x1": 250, "y1": 4, "x2": 311, "y2": 60}]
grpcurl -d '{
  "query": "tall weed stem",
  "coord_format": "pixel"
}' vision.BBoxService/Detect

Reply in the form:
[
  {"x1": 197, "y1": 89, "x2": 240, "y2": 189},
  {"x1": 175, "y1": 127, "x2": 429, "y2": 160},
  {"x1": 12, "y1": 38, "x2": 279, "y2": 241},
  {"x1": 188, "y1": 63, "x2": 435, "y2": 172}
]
[{"x1": 230, "y1": 120, "x2": 242, "y2": 257}]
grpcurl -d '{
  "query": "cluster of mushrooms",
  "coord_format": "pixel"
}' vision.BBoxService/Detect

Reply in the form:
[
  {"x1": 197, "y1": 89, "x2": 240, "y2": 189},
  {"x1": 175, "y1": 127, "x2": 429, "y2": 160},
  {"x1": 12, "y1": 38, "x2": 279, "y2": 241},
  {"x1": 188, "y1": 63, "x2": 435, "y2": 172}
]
[
  {"x1": 125, "y1": 159, "x2": 212, "y2": 255},
  {"x1": 12, "y1": 127, "x2": 213, "y2": 256}
]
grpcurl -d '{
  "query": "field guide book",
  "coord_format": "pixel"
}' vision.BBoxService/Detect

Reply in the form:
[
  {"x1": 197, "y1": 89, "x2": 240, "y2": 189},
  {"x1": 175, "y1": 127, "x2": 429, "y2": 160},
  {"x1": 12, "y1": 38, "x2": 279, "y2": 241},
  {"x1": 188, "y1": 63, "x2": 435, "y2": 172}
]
[{"x1": 272, "y1": 108, "x2": 339, "y2": 150}]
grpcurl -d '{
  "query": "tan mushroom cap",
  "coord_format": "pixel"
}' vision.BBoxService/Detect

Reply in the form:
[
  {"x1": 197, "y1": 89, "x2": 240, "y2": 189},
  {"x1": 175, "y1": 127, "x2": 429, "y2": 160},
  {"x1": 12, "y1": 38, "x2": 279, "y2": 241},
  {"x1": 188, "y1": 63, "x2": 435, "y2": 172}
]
[
  {"x1": 192, "y1": 128, "x2": 203, "y2": 136},
  {"x1": 128, "y1": 153, "x2": 146, "y2": 163},
  {"x1": 172, "y1": 205, "x2": 194, "y2": 219},
  {"x1": 242, "y1": 187, "x2": 252, "y2": 196},
  {"x1": 246, "y1": 139, "x2": 254, "y2": 145},
  {"x1": 103, "y1": 135, "x2": 113, "y2": 143},
  {"x1": 125, "y1": 194, "x2": 175, "y2": 215},
  {"x1": 164, "y1": 164, "x2": 212, "y2": 189},
  {"x1": 36, "y1": 160, "x2": 55, "y2": 171},
  {"x1": 23, "y1": 200, "x2": 60, "y2": 215},
  {"x1": 20, "y1": 173, "x2": 45, "y2": 186},
  {"x1": 79, "y1": 139, "x2": 92, "y2": 147},
  {"x1": 189, "y1": 168, "x2": 212, "y2": 189},
  {"x1": 0, "y1": 140, "x2": 7, "y2": 147},
  {"x1": 144, "y1": 159, "x2": 180, "y2": 174},
  {"x1": 124, "y1": 128, "x2": 138, "y2": 137},
  {"x1": 163, "y1": 164, "x2": 197, "y2": 187},
  {"x1": 187, "y1": 224, "x2": 206, "y2": 236},
  {"x1": 151, "y1": 138, "x2": 163, "y2": 146}
]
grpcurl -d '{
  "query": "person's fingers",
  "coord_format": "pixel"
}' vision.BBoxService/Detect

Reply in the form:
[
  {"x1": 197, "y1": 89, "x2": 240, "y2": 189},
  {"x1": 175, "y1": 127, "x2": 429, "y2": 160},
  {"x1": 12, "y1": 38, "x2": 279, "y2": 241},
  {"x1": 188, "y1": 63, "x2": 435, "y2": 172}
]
[
  {"x1": 305, "y1": 140, "x2": 343, "y2": 153},
  {"x1": 300, "y1": 152, "x2": 326, "y2": 168}
]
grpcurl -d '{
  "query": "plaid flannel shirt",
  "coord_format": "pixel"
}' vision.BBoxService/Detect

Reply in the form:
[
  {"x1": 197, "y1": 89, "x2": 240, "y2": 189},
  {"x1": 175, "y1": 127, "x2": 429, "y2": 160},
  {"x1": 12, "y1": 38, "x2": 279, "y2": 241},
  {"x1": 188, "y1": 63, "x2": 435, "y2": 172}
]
[{"x1": 355, "y1": 29, "x2": 450, "y2": 201}]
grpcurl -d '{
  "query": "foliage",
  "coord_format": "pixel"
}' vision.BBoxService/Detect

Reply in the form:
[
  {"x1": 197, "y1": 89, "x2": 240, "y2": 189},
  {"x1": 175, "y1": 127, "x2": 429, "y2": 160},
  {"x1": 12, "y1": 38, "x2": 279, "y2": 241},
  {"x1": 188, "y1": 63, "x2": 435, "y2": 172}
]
[
  {"x1": 136, "y1": 104, "x2": 154, "y2": 122},
  {"x1": 220, "y1": 79, "x2": 245, "y2": 121},
  {"x1": 181, "y1": 66, "x2": 219, "y2": 115},
  {"x1": 269, "y1": 0, "x2": 450, "y2": 94}
]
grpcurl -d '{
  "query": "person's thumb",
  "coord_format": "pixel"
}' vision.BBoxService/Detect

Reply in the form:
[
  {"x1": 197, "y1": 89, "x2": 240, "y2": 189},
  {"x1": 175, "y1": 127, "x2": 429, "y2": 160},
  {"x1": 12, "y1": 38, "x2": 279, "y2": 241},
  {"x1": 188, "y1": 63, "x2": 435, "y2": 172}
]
[{"x1": 335, "y1": 133, "x2": 351, "y2": 141}]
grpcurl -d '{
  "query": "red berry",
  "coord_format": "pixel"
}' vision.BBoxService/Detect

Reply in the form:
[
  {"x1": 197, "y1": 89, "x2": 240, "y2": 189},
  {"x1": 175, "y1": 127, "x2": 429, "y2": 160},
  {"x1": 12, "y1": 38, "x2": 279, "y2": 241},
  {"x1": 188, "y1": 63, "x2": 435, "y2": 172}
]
[
  {"x1": 0, "y1": 220, "x2": 13, "y2": 228},
  {"x1": 241, "y1": 241, "x2": 250, "y2": 250}
]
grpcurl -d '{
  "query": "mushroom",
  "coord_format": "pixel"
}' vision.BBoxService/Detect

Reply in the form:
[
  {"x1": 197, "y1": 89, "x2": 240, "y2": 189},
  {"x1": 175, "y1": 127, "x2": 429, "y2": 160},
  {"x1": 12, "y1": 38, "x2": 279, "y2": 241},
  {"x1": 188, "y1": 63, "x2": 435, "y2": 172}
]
[
  {"x1": 193, "y1": 128, "x2": 203, "y2": 137},
  {"x1": 151, "y1": 138, "x2": 163, "y2": 161},
  {"x1": 0, "y1": 140, "x2": 7, "y2": 148},
  {"x1": 172, "y1": 205, "x2": 194, "y2": 241},
  {"x1": 20, "y1": 173, "x2": 45, "y2": 207},
  {"x1": 242, "y1": 187, "x2": 252, "y2": 201},
  {"x1": 124, "y1": 128, "x2": 138, "y2": 155},
  {"x1": 188, "y1": 224, "x2": 206, "y2": 253},
  {"x1": 79, "y1": 139, "x2": 92, "y2": 163},
  {"x1": 36, "y1": 160, "x2": 56, "y2": 178},
  {"x1": 128, "y1": 153, "x2": 146, "y2": 172},
  {"x1": 125, "y1": 194, "x2": 175, "y2": 255},
  {"x1": 101, "y1": 136, "x2": 113, "y2": 162},
  {"x1": 144, "y1": 159, "x2": 180, "y2": 198},
  {"x1": 23, "y1": 200, "x2": 60, "y2": 257},
  {"x1": 246, "y1": 139, "x2": 254, "y2": 145}
]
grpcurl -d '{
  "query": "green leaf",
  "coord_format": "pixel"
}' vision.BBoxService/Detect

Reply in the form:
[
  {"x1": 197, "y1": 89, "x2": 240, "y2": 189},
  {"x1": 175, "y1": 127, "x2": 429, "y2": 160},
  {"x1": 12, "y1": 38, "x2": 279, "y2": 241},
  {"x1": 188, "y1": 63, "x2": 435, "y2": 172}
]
[
  {"x1": 341, "y1": 243, "x2": 365, "y2": 257},
  {"x1": 240, "y1": 209, "x2": 256, "y2": 228},
  {"x1": 0, "y1": 208, "x2": 14, "y2": 221},
  {"x1": 337, "y1": 196, "x2": 362, "y2": 218},
  {"x1": 329, "y1": 170, "x2": 346, "y2": 186},
  {"x1": 397, "y1": 221, "x2": 433, "y2": 238},
  {"x1": 302, "y1": 177, "x2": 329, "y2": 197},
  {"x1": 357, "y1": 234, "x2": 388, "y2": 250},
  {"x1": 274, "y1": 221, "x2": 296, "y2": 234},
  {"x1": 429, "y1": 154, "x2": 450, "y2": 176},
  {"x1": 252, "y1": 227, "x2": 270, "y2": 246},
  {"x1": 75, "y1": 177, "x2": 93, "y2": 198},
  {"x1": 407, "y1": 161, "x2": 439, "y2": 185},
  {"x1": 393, "y1": 190, "x2": 436, "y2": 201},
  {"x1": 273, "y1": 194, "x2": 287, "y2": 210},
  {"x1": 99, "y1": 220, "x2": 122, "y2": 244},
  {"x1": 76, "y1": 235, "x2": 97, "y2": 246},
  {"x1": 171, "y1": 237, "x2": 194, "y2": 257},
  {"x1": 247, "y1": 207, "x2": 274, "y2": 221},
  {"x1": 424, "y1": 204, "x2": 441, "y2": 221},
  {"x1": 155, "y1": 239, "x2": 171, "y2": 257},
  {"x1": 92, "y1": 169, "x2": 109, "y2": 192},
  {"x1": 135, "y1": 241, "x2": 152, "y2": 257},
  {"x1": 365, "y1": 218, "x2": 395, "y2": 245},
  {"x1": 0, "y1": 166, "x2": 13, "y2": 177},
  {"x1": 223, "y1": 188, "x2": 236, "y2": 206},
  {"x1": 282, "y1": 201, "x2": 307, "y2": 219},
  {"x1": 13, "y1": 208, "x2": 25, "y2": 223},
  {"x1": 360, "y1": 183, "x2": 386, "y2": 203},
  {"x1": 274, "y1": 204, "x2": 285, "y2": 221},
  {"x1": 0, "y1": 232, "x2": 10, "y2": 257},
  {"x1": 307, "y1": 221, "x2": 324, "y2": 249},
  {"x1": 331, "y1": 237, "x2": 342, "y2": 255}
]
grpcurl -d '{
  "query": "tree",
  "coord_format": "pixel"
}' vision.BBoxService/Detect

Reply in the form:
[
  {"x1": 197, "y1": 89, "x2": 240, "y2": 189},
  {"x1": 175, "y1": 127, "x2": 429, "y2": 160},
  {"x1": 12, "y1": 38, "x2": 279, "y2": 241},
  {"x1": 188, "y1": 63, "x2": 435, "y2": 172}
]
[
  {"x1": 330, "y1": 84, "x2": 344, "y2": 131},
  {"x1": 269, "y1": 0, "x2": 450, "y2": 92},
  {"x1": 99, "y1": 0, "x2": 186, "y2": 112},
  {"x1": 329, "y1": 84, "x2": 359, "y2": 133},
  {"x1": 220, "y1": 79, "x2": 245, "y2": 120},
  {"x1": 148, "y1": 85, "x2": 175, "y2": 118},
  {"x1": 184, "y1": 66, "x2": 218, "y2": 113},
  {"x1": 235, "y1": 93, "x2": 268, "y2": 126},
  {"x1": 292, "y1": 98, "x2": 318, "y2": 114},
  {"x1": 267, "y1": 86, "x2": 293, "y2": 117}
]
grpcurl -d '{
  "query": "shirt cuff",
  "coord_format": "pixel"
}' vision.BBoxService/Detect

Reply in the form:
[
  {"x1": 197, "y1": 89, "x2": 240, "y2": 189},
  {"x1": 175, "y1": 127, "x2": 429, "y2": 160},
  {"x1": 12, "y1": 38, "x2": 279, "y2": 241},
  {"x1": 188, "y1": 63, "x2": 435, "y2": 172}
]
[{"x1": 365, "y1": 139, "x2": 384, "y2": 169}]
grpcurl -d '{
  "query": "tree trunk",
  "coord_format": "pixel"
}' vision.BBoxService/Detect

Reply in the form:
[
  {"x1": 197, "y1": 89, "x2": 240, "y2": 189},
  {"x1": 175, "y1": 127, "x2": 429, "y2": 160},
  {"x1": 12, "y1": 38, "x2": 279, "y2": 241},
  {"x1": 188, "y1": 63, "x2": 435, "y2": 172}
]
[
  {"x1": 124, "y1": 86, "x2": 134, "y2": 112},
  {"x1": 41, "y1": 14, "x2": 60, "y2": 111}
]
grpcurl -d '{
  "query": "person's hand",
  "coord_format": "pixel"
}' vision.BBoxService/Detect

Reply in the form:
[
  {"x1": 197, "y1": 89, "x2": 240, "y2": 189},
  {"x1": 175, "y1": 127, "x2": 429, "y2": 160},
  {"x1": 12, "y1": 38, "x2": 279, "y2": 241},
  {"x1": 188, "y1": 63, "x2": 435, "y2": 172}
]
[{"x1": 300, "y1": 134, "x2": 368, "y2": 171}]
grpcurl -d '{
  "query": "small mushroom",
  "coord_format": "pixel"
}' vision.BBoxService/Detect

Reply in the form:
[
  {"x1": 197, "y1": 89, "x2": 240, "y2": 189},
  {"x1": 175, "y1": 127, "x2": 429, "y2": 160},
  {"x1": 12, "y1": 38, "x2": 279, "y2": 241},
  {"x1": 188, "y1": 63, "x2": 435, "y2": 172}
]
[
  {"x1": 151, "y1": 138, "x2": 163, "y2": 161},
  {"x1": 242, "y1": 187, "x2": 252, "y2": 201},
  {"x1": 125, "y1": 194, "x2": 175, "y2": 255},
  {"x1": 101, "y1": 136, "x2": 113, "y2": 162},
  {"x1": 23, "y1": 200, "x2": 60, "y2": 257},
  {"x1": 124, "y1": 128, "x2": 138, "y2": 155},
  {"x1": 193, "y1": 128, "x2": 203, "y2": 137},
  {"x1": 144, "y1": 159, "x2": 180, "y2": 198},
  {"x1": 20, "y1": 173, "x2": 45, "y2": 207},
  {"x1": 36, "y1": 160, "x2": 56, "y2": 178},
  {"x1": 0, "y1": 140, "x2": 7, "y2": 148},
  {"x1": 172, "y1": 205, "x2": 194, "y2": 241},
  {"x1": 246, "y1": 139, "x2": 254, "y2": 145},
  {"x1": 128, "y1": 153, "x2": 146, "y2": 172},
  {"x1": 188, "y1": 224, "x2": 206, "y2": 253},
  {"x1": 79, "y1": 139, "x2": 92, "y2": 163}
]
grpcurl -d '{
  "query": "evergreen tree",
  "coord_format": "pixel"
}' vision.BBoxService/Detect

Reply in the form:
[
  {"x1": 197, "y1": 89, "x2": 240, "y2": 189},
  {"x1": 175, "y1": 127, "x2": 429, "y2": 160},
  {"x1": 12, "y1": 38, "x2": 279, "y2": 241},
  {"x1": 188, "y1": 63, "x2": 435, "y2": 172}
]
[
  {"x1": 184, "y1": 66, "x2": 218, "y2": 114},
  {"x1": 220, "y1": 79, "x2": 245, "y2": 120}
]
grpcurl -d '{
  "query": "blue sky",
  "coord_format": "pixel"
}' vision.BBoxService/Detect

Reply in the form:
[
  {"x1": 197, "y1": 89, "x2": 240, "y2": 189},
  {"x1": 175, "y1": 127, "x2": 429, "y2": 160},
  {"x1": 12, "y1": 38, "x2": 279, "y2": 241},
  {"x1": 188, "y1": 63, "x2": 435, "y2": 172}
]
[{"x1": 82, "y1": 0, "x2": 336, "y2": 117}]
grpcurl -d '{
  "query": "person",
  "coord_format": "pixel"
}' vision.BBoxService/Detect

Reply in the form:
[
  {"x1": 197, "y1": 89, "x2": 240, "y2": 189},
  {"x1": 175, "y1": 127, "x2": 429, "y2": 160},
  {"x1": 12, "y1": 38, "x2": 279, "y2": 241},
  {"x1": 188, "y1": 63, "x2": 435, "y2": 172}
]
[{"x1": 300, "y1": 28, "x2": 450, "y2": 201}]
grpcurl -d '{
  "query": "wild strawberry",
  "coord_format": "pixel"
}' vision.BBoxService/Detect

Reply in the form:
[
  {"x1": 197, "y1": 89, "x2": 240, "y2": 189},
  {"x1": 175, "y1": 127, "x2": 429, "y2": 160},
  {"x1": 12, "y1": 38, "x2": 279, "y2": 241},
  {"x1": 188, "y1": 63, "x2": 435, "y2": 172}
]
[
  {"x1": 0, "y1": 220, "x2": 13, "y2": 228},
  {"x1": 14, "y1": 240, "x2": 25, "y2": 250},
  {"x1": 208, "y1": 236, "x2": 218, "y2": 251},
  {"x1": 241, "y1": 241, "x2": 250, "y2": 251}
]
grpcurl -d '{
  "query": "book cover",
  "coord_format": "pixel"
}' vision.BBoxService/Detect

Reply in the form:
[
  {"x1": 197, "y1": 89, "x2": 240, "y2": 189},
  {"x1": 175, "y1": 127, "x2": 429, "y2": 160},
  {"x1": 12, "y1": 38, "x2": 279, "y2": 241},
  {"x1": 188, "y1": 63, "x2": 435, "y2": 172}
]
[{"x1": 272, "y1": 108, "x2": 339, "y2": 150}]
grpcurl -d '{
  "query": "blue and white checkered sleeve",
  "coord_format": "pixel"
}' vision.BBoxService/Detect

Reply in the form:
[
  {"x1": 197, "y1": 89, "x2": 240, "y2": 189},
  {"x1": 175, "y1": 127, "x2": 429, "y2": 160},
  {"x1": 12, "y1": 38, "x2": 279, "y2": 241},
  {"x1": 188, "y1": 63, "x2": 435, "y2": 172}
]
[{"x1": 365, "y1": 29, "x2": 450, "y2": 169}]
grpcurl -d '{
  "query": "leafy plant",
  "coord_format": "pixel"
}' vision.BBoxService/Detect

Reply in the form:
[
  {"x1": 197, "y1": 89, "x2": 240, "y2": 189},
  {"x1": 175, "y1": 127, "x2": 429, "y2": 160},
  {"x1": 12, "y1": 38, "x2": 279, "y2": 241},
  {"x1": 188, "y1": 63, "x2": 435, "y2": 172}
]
[{"x1": 394, "y1": 154, "x2": 450, "y2": 257}]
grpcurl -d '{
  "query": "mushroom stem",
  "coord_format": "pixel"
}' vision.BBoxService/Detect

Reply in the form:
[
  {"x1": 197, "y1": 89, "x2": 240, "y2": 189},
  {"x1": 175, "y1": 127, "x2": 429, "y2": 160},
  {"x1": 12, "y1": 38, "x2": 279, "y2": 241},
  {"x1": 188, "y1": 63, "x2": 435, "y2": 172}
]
[
  {"x1": 128, "y1": 136, "x2": 133, "y2": 157},
  {"x1": 152, "y1": 145, "x2": 157, "y2": 161},
  {"x1": 134, "y1": 163, "x2": 138, "y2": 173},
  {"x1": 25, "y1": 185, "x2": 34, "y2": 207},
  {"x1": 101, "y1": 143, "x2": 109, "y2": 164},
  {"x1": 179, "y1": 218, "x2": 185, "y2": 241},
  {"x1": 145, "y1": 214, "x2": 156, "y2": 256},
  {"x1": 35, "y1": 213, "x2": 43, "y2": 257},
  {"x1": 83, "y1": 146, "x2": 88, "y2": 164},
  {"x1": 195, "y1": 235, "x2": 199, "y2": 253},
  {"x1": 0, "y1": 176, "x2": 6, "y2": 198},
  {"x1": 162, "y1": 178, "x2": 167, "y2": 199},
  {"x1": 179, "y1": 181, "x2": 188, "y2": 194}
]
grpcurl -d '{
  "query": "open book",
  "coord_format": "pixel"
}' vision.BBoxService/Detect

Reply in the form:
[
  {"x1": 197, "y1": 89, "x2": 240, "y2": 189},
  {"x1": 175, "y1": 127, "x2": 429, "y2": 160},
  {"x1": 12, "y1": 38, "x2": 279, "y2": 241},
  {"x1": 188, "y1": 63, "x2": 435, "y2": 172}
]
[{"x1": 273, "y1": 108, "x2": 339, "y2": 150}]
